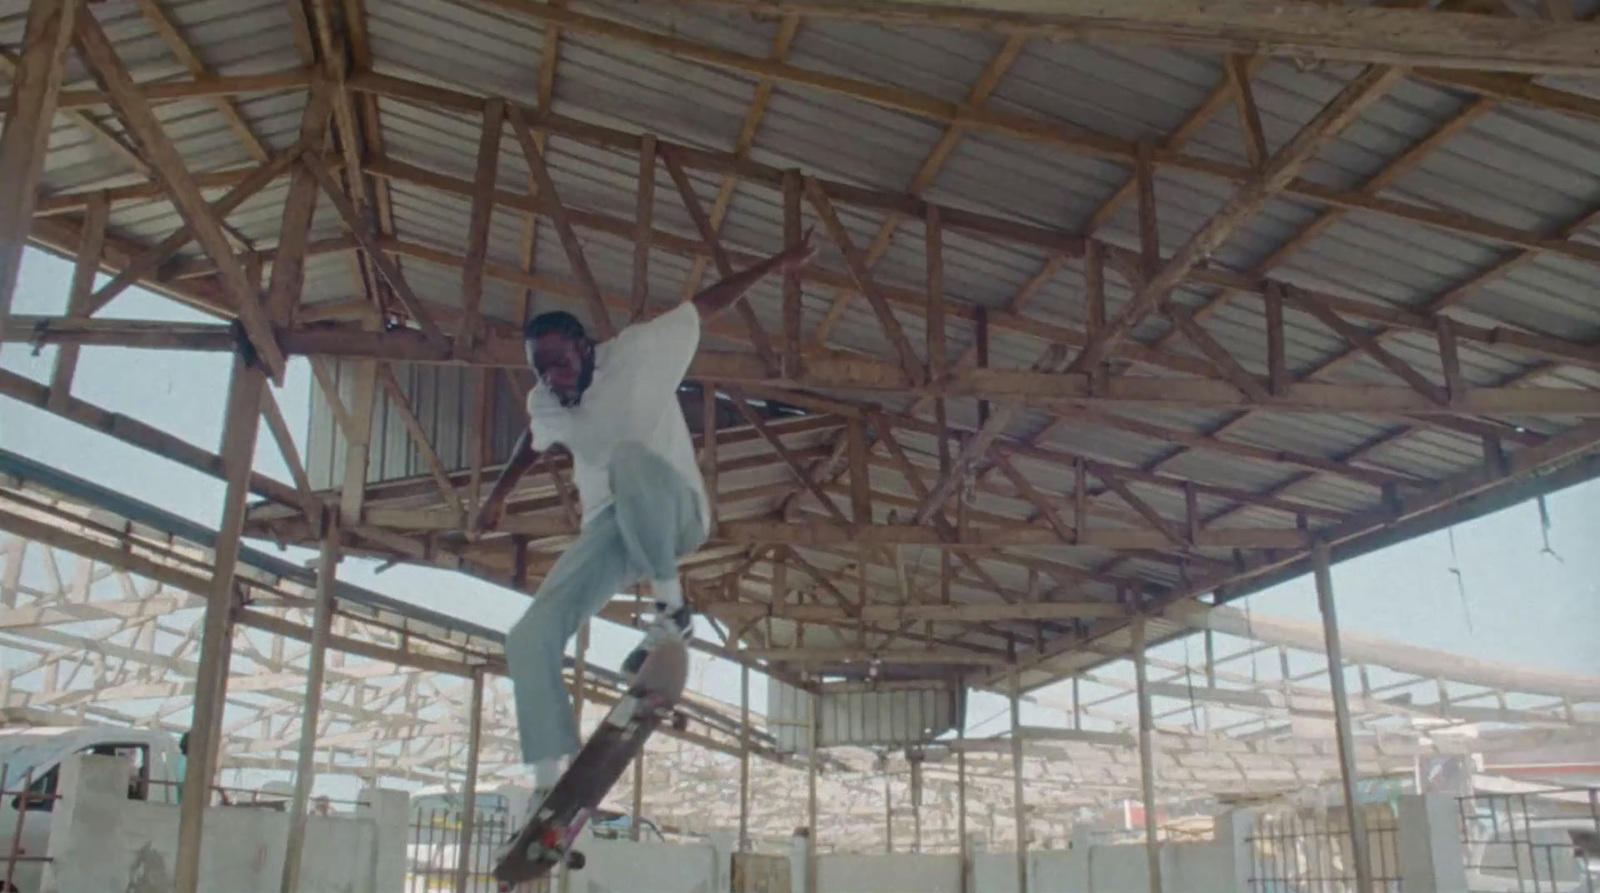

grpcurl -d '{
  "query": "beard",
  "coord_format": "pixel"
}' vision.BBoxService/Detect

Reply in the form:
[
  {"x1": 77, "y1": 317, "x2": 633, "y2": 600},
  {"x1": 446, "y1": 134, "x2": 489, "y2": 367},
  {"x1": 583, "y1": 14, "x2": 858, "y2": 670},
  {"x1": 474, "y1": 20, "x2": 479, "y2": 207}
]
[{"x1": 554, "y1": 345, "x2": 595, "y2": 408}]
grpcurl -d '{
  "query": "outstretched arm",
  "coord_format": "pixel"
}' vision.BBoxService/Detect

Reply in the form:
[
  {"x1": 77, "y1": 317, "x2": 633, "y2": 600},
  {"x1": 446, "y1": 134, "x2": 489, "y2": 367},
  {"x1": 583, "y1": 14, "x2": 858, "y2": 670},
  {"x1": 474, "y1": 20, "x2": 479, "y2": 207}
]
[
  {"x1": 691, "y1": 230, "x2": 816, "y2": 321},
  {"x1": 472, "y1": 427, "x2": 540, "y2": 534}
]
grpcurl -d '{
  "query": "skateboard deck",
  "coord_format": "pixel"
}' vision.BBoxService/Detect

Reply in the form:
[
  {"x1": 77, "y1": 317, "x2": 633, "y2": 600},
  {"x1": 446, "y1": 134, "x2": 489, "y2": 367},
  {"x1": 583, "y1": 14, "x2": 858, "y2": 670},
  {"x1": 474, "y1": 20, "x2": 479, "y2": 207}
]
[{"x1": 493, "y1": 637, "x2": 689, "y2": 888}]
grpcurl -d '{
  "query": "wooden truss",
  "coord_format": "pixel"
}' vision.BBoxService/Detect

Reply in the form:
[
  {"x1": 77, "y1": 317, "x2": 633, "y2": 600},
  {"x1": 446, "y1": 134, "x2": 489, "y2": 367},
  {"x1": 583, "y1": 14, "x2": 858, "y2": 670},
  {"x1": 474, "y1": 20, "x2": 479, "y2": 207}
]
[{"x1": 3, "y1": 0, "x2": 1600, "y2": 879}]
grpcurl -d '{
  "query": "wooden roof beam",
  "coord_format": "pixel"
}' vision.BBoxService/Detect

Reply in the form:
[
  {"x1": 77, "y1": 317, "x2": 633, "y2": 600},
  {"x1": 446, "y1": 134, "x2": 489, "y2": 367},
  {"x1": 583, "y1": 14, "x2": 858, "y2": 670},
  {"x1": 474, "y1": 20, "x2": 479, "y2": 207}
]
[{"x1": 683, "y1": 0, "x2": 1600, "y2": 75}]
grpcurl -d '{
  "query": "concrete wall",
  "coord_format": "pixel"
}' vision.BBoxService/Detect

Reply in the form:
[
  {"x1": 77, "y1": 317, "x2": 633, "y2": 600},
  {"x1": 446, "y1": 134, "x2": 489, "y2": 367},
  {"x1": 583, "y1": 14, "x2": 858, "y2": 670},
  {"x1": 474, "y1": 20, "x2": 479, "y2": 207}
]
[
  {"x1": 817, "y1": 854, "x2": 961, "y2": 893},
  {"x1": 40, "y1": 754, "x2": 409, "y2": 893},
  {"x1": 569, "y1": 837, "x2": 725, "y2": 893}
]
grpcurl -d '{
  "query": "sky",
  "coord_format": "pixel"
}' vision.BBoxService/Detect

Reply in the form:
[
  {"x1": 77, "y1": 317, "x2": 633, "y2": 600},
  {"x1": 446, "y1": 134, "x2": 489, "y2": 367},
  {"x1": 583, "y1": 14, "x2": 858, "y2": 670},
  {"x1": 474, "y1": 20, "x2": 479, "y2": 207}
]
[{"x1": 1, "y1": 245, "x2": 1597, "y2": 768}]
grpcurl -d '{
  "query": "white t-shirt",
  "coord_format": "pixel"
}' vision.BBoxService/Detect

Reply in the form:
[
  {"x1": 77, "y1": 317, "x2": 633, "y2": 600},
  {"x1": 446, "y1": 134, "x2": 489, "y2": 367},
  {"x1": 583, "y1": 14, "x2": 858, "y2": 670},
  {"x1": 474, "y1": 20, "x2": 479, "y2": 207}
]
[{"x1": 525, "y1": 302, "x2": 710, "y2": 534}]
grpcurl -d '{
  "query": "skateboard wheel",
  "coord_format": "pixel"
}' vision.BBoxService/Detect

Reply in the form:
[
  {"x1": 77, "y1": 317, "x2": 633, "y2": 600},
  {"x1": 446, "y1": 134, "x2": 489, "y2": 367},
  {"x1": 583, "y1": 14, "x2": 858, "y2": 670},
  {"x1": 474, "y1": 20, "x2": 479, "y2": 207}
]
[
  {"x1": 567, "y1": 851, "x2": 587, "y2": 871},
  {"x1": 671, "y1": 712, "x2": 688, "y2": 731}
]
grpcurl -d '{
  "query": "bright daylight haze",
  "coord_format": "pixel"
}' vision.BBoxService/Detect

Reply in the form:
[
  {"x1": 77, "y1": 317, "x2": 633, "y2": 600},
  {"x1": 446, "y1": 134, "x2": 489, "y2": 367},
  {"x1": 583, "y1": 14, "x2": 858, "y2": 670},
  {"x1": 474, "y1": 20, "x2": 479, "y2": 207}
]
[{"x1": 2, "y1": 245, "x2": 1596, "y2": 765}]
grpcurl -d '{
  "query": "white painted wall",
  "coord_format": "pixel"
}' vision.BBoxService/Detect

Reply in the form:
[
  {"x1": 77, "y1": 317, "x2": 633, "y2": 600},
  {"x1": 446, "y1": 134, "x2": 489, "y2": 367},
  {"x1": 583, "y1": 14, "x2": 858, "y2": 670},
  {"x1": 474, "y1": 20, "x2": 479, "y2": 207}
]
[
  {"x1": 817, "y1": 854, "x2": 960, "y2": 893},
  {"x1": 39, "y1": 754, "x2": 409, "y2": 893},
  {"x1": 569, "y1": 836, "x2": 724, "y2": 893}
]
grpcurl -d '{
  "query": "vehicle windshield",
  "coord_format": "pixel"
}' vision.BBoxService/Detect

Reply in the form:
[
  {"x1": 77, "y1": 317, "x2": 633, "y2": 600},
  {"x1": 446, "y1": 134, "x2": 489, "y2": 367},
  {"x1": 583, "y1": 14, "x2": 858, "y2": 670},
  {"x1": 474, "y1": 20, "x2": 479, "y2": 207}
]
[{"x1": 0, "y1": 736, "x2": 63, "y2": 784}]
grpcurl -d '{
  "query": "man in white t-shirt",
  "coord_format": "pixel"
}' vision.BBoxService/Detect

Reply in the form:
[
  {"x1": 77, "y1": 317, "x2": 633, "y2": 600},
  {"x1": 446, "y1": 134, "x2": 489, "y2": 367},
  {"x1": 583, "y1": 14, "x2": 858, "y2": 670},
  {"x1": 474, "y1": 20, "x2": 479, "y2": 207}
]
[{"x1": 473, "y1": 231, "x2": 814, "y2": 806}]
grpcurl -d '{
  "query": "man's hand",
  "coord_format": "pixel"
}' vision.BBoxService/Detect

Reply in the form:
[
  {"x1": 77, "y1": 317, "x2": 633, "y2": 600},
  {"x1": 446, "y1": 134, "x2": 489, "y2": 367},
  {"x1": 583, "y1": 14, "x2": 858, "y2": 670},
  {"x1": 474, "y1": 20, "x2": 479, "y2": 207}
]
[{"x1": 691, "y1": 228, "x2": 819, "y2": 321}]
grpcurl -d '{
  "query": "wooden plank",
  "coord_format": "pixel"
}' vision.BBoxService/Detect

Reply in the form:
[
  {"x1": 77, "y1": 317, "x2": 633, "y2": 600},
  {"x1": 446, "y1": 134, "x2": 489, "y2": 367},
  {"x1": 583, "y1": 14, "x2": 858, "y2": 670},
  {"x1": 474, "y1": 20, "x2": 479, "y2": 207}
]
[
  {"x1": 1438, "y1": 316, "x2": 1464, "y2": 405},
  {"x1": 134, "y1": 0, "x2": 267, "y2": 161},
  {"x1": 1165, "y1": 302, "x2": 1271, "y2": 402},
  {"x1": 1066, "y1": 65, "x2": 1403, "y2": 375},
  {"x1": 990, "y1": 451, "x2": 1073, "y2": 544},
  {"x1": 783, "y1": 168, "x2": 804, "y2": 376},
  {"x1": 505, "y1": 104, "x2": 616, "y2": 339},
  {"x1": 0, "y1": 0, "x2": 82, "y2": 339},
  {"x1": 631, "y1": 134, "x2": 656, "y2": 321},
  {"x1": 173, "y1": 352, "x2": 265, "y2": 893},
  {"x1": 302, "y1": 156, "x2": 451, "y2": 354},
  {"x1": 87, "y1": 147, "x2": 305, "y2": 316},
  {"x1": 703, "y1": 384, "x2": 720, "y2": 527},
  {"x1": 459, "y1": 98, "x2": 505, "y2": 345},
  {"x1": 47, "y1": 192, "x2": 107, "y2": 412},
  {"x1": 705, "y1": 600, "x2": 1121, "y2": 623},
  {"x1": 1282, "y1": 285, "x2": 1451, "y2": 406},
  {"x1": 1264, "y1": 282, "x2": 1287, "y2": 395},
  {"x1": 687, "y1": 0, "x2": 1600, "y2": 75},
  {"x1": 1136, "y1": 140, "x2": 1159, "y2": 273},
  {"x1": 732, "y1": 392, "x2": 850, "y2": 524},
  {"x1": 1312, "y1": 541, "x2": 1375, "y2": 893},
  {"x1": 259, "y1": 385, "x2": 319, "y2": 517},
  {"x1": 926, "y1": 202, "x2": 946, "y2": 385},
  {"x1": 847, "y1": 418, "x2": 873, "y2": 524},
  {"x1": 661, "y1": 147, "x2": 779, "y2": 370},
  {"x1": 1092, "y1": 466, "x2": 1188, "y2": 548},
  {"x1": 803, "y1": 177, "x2": 925, "y2": 381},
  {"x1": 1132, "y1": 617, "x2": 1163, "y2": 893},
  {"x1": 1226, "y1": 54, "x2": 1268, "y2": 168},
  {"x1": 338, "y1": 356, "x2": 379, "y2": 527},
  {"x1": 73, "y1": 11, "x2": 288, "y2": 381},
  {"x1": 0, "y1": 40, "x2": 149, "y2": 183},
  {"x1": 375, "y1": 365, "x2": 465, "y2": 519},
  {"x1": 264, "y1": 82, "x2": 331, "y2": 325},
  {"x1": 717, "y1": 519, "x2": 1310, "y2": 550}
]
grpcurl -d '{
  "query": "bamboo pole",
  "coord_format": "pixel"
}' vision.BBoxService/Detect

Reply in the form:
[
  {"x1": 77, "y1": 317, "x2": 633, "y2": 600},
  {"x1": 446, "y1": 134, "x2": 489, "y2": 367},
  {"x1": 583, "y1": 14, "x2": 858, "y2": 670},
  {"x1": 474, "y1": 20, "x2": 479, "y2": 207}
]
[{"x1": 279, "y1": 518, "x2": 338, "y2": 893}]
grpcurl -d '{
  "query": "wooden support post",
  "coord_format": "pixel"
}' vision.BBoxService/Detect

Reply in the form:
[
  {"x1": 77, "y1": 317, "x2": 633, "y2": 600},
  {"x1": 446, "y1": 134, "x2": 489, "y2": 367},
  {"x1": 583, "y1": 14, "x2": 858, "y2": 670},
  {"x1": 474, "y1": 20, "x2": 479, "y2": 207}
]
[
  {"x1": 629, "y1": 750, "x2": 644, "y2": 841},
  {"x1": 1010, "y1": 674, "x2": 1028, "y2": 893},
  {"x1": 884, "y1": 767, "x2": 893, "y2": 853},
  {"x1": 280, "y1": 521, "x2": 338, "y2": 893},
  {"x1": 1133, "y1": 616, "x2": 1163, "y2": 893},
  {"x1": 47, "y1": 192, "x2": 107, "y2": 412},
  {"x1": 957, "y1": 743, "x2": 970, "y2": 893},
  {"x1": 1314, "y1": 540, "x2": 1374, "y2": 893},
  {"x1": 174, "y1": 351, "x2": 265, "y2": 893},
  {"x1": 1265, "y1": 282, "x2": 1288, "y2": 395},
  {"x1": 453, "y1": 667, "x2": 485, "y2": 893},
  {"x1": 338, "y1": 358, "x2": 379, "y2": 527},
  {"x1": 910, "y1": 757, "x2": 923, "y2": 854},
  {"x1": 848, "y1": 418, "x2": 872, "y2": 524},
  {"x1": 573, "y1": 620, "x2": 590, "y2": 723},
  {"x1": 459, "y1": 97, "x2": 505, "y2": 347},
  {"x1": 0, "y1": 0, "x2": 80, "y2": 345},
  {"x1": 739, "y1": 663, "x2": 751, "y2": 852},
  {"x1": 975, "y1": 306, "x2": 991, "y2": 428},
  {"x1": 783, "y1": 169, "x2": 803, "y2": 377},
  {"x1": 806, "y1": 687, "x2": 819, "y2": 893},
  {"x1": 1072, "y1": 675, "x2": 1081, "y2": 730},
  {"x1": 631, "y1": 134, "x2": 656, "y2": 321},
  {"x1": 1438, "y1": 316, "x2": 1463, "y2": 404},
  {"x1": 703, "y1": 384, "x2": 719, "y2": 527},
  {"x1": 926, "y1": 203, "x2": 945, "y2": 385}
]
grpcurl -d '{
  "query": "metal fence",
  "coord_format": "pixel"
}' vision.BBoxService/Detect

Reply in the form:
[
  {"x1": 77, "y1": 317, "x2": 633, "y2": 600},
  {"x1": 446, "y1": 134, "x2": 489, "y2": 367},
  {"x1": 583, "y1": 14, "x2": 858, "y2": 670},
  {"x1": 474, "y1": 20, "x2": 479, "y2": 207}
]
[
  {"x1": 1458, "y1": 789, "x2": 1600, "y2": 893},
  {"x1": 0, "y1": 767, "x2": 58, "y2": 892},
  {"x1": 407, "y1": 806, "x2": 519, "y2": 893},
  {"x1": 1247, "y1": 803, "x2": 1403, "y2": 893}
]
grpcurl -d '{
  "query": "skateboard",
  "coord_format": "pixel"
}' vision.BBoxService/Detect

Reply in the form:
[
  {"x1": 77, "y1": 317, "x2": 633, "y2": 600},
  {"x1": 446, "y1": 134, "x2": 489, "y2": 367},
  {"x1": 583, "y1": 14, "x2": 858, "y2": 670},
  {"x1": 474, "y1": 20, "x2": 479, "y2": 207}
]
[{"x1": 493, "y1": 637, "x2": 690, "y2": 888}]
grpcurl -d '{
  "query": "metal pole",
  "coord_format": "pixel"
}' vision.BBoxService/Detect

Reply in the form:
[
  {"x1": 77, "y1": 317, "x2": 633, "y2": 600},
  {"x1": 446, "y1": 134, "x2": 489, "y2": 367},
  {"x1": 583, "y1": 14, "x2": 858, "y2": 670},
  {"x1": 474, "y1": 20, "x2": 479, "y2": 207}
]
[
  {"x1": 175, "y1": 352, "x2": 265, "y2": 893},
  {"x1": 739, "y1": 663, "x2": 751, "y2": 851},
  {"x1": 884, "y1": 768, "x2": 894, "y2": 854},
  {"x1": 806, "y1": 688, "x2": 819, "y2": 893},
  {"x1": 958, "y1": 745, "x2": 969, "y2": 893},
  {"x1": 630, "y1": 751, "x2": 644, "y2": 841},
  {"x1": 911, "y1": 757, "x2": 923, "y2": 854},
  {"x1": 1134, "y1": 616, "x2": 1163, "y2": 893},
  {"x1": 454, "y1": 667, "x2": 485, "y2": 893},
  {"x1": 1313, "y1": 540, "x2": 1374, "y2": 893},
  {"x1": 279, "y1": 518, "x2": 338, "y2": 893},
  {"x1": 1010, "y1": 674, "x2": 1028, "y2": 893}
]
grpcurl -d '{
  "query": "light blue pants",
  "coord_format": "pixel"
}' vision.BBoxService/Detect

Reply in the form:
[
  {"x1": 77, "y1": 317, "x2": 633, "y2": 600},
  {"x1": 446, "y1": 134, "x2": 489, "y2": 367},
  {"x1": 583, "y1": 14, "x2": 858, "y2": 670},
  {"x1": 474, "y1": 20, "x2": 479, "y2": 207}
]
[{"x1": 506, "y1": 440, "x2": 705, "y2": 766}]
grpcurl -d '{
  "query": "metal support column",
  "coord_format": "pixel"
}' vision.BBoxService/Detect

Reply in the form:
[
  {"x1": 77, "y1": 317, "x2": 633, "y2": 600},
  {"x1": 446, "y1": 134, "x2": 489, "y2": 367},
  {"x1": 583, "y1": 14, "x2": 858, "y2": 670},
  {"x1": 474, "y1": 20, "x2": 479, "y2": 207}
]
[
  {"x1": 958, "y1": 745, "x2": 970, "y2": 893},
  {"x1": 280, "y1": 519, "x2": 338, "y2": 893},
  {"x1": 1134, "y1": 616, "x2": 1163, "y2": 893},
  {"x1": 1314, "y1": 540, "x2": 1374, "y2": 893},
  {"x1": 806, "y1": 687, "x2": 819, "y2": 893},
  {"x1": 739, "y1": 663, "x2": 751, "y2": 851},
  {"x1": 175, "y1": 352, "x2": 266, "y2": 893},
  {"x1": 454, "y1": 667, "x2": 486, "y2": 893},
  {"x1": 1010, "y1": 675, "x2": 1028, "y2": 893}
]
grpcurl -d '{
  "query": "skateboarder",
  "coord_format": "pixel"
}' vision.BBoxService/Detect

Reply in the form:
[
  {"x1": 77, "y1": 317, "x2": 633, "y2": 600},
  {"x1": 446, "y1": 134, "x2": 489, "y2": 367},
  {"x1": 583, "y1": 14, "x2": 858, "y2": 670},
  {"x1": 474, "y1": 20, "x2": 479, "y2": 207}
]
[{"x1": 472, "y1": 231, "x2": 816, "y2": 822}]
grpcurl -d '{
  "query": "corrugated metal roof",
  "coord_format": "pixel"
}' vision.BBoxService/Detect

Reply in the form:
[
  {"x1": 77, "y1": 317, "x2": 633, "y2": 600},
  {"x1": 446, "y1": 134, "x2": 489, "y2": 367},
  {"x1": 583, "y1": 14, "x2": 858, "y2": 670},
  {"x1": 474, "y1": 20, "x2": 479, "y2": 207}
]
[{"x1": 18, "y1": 0, "x2": 1600, "y2": 687}]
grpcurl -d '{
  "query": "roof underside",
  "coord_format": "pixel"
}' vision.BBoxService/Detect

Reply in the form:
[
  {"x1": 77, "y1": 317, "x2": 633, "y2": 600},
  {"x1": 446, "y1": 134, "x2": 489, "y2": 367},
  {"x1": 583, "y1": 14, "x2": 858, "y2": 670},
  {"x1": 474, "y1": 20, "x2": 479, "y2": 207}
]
[{"x1": 6, "y1": 0, "x2": 1600, "y2": 693}]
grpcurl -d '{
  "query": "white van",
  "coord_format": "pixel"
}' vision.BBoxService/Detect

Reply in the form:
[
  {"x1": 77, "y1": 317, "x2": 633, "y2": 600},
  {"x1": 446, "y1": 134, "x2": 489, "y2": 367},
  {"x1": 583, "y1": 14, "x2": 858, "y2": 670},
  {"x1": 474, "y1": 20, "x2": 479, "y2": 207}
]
[{"x1": 0, "y1": 725, "x2": 184, "y2": 892}]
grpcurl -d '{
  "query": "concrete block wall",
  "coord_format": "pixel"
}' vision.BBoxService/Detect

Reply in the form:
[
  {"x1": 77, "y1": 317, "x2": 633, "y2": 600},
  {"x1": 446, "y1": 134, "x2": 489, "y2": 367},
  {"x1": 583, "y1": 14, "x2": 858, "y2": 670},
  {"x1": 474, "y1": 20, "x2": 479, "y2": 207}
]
[{"x1": 40, "y1": 754, "x2": 410, "y2": 893}]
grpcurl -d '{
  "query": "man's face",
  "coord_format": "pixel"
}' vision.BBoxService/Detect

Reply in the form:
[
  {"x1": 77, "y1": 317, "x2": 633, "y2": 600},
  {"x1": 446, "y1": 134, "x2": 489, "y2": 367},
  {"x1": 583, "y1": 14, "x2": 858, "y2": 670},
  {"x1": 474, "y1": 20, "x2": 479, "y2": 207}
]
[{"x1": 528, "y1": 332, "x2": 587, "y2": 401}]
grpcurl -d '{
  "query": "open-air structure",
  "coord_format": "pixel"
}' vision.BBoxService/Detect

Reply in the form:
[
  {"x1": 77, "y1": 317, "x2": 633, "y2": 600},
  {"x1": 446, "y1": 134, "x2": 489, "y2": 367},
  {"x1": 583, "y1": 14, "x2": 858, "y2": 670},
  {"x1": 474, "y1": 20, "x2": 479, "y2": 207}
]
[{"x1": 1, "y1": 1, "x2": 1599, "y2": 891}]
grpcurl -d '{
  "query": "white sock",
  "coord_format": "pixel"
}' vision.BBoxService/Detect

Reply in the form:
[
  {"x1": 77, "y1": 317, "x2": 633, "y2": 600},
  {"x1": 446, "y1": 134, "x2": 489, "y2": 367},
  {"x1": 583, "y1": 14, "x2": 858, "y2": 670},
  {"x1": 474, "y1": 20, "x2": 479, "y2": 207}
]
[
  {"x1": 534, "y1": 757, "x2": 563, "y2": 791},
  {"x1": 653, "y1": 577, "x2": 683, "y2": 612}
]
